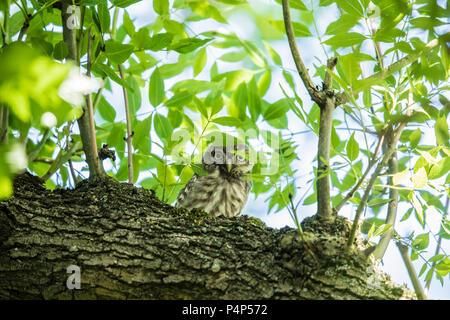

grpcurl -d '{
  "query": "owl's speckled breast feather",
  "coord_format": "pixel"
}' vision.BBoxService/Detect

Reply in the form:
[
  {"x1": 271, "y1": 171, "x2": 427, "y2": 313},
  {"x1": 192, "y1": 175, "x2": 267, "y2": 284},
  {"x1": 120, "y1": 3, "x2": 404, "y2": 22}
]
[{"x1": 176, "y1": 168, "x2": 252, "y2": 218}]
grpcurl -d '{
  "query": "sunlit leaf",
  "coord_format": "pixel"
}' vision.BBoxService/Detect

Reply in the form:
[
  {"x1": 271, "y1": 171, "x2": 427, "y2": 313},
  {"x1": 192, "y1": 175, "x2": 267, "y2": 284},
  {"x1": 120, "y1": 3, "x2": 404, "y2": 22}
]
[
  {"x1": 411, "y1": 167, "x2": 427, "y2": 189},
  {"x1": 346, "y1": 132, "x2": 359, "y2": 161},
  {"x1": 149, "y1": 68, "x2": 165, "y2": 107},
  {"x1": 324, "y1": 33, "x2": 367, "y2": 48},
  {"x1": 104, "y1": 39, "x2": 134, "y2": 64}
]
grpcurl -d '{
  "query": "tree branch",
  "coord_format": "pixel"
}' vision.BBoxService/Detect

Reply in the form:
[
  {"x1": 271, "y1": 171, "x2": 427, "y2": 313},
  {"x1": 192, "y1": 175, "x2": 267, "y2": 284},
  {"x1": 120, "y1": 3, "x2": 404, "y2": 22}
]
[
  {"x1": 373, "y1": 128, "x2": 401, "y2": 260},
  {"x1": 397, "y1": 241, "x2": 427, "y2": 300},
  {"x1": 281, "y1": 0, "x2": 322, "y2": 104},
  {"x1": 61, "y1": 1, "x2": 103, "y2": 178},
  {"x1": 338, "y1": 39, "x2": 440, "y2": 105},
  {"x1": 316, "y1": 98, "x2": 335, "y2": 222},
  {"x1": 85, "y1": 27, "x2": 102, "y2": 176}
]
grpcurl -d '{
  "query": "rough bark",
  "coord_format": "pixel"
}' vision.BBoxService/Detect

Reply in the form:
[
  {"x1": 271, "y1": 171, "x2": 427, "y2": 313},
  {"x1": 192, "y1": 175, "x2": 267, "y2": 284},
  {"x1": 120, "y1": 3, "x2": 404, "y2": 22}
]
[{"x1": 0, "y1": 173, "x2": 412, "y2": 300}]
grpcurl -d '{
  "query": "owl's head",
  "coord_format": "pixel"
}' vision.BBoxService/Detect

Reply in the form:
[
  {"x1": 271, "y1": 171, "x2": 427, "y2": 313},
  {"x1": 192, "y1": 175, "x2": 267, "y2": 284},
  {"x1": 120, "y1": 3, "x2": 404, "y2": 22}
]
[{"x1": 202, "y1": 143, "x2": 253, "y2": 176}]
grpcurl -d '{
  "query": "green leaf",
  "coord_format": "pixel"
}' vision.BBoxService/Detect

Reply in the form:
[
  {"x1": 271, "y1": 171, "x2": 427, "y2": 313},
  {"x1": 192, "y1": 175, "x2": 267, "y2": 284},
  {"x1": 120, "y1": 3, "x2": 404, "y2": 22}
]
[
  {"x1": 429, "y1": 254, "x2": 445, "y2": 263},
  {"x1": 346, "y1": 132, "x2": 359, "y2": 161},
  {"x1": 212, "y1": 70, "x2": 253, "y2": 91},
  {"x1": 336, "y1": 0, "x2": 363, "y2": 17},
  {"x1": 146, "y1": 33, "x2": 174, "y2": 51},
  {"x1": 324, "y1": 33, "x2": 367, "y2": 48},
  {"x1": 264, "y1": 99, "x2": 291, "y2": 121},
  {"x1": 373, "y1": 224, "x2": 393, "y2": 237},
  {"x1": 368, "y1": 198, "x2": 392, "y2": 207},
  {"x1": 171, "y1": 80, "x2": 211, "y2": 94},
  {"x1": 339, "y1": 54, "x2": 362, "y2": 86},
  {"x1": 231, "y1": 82, "x2": 248, "y2": 121},
  {"x1": 303, "y1": 192, "x2": 316, "y2": 205},
  {"x1": 188, "y1": 1, "x2": 226, "y2": 23},
  {"x1": 435, "y1": 115, "x2": 449, "y2": 147},
  {"x1": 122, "y1": 10, "x2": 135, "y2": 36},
  {"x1": 170, "y1": 38, "x2": 211, "y2": 54},
  {"x1": 409, "y1": 129, "x2": 422, "y2": 148},
  {"x1": 153, "y1": 0, "x2": 169, "y2": 14},
  {"x1": 392, "y1": 169, "x2": 409, "y2": 185},
  {"x1": 429, "y1": 157, "x2": 450, "y2": 180},
  {"x1": 325, "y1": 14, "x2": 359, "y2": 35},
  {"x1": 436, "y1": 258, "x2": 450, "y2": 276},
  {"x1": 412, "y1": 233, "x2": 429, "y2": 250},
  {"x1": 98, "y1": 0, "x2": 110, "y2": 33},
  {"x1": 212, "y1": 116, "x2": 241, "y2": 127},
  {"x1": 53, "y1": 41, "x2": 68, "y2": 60},
  {"x1": 269, "y1": 21, "x2": 312, "y2": 37},
  {"x1": 149, "y1": 68, "x2": 165, "y2": 107},
  {"x1": 274, "y1": 0, "x2": 308, "y2": 10},
  {"x1": 263, "y1": 40, "x2": 282, "y2": 66},
  {"x1": 111, "y1": 0, "x2": 141, "y2": 7},
  {"x1": 367, "y1": 222, "x2": 376, "y2": 240},
  {"x1": 247, "y1": 76, "x2": 261, "y2": 121},
  {"x1": 165, "y1": 91, "x2": 192, "y2": 108},
  {"x1": 97, "y1": 96, "x2": 116, "y2": 122},
  {"x1": 124, "y1": 76, "x2": 141, "y2": 123},
  {"x1": 131, "y1": 27, "x2": 151, "y2": 50},
  {"x1": 92, "y1": 63, "x2": 132, "y2": 90},
  {"x1": 411, "y1": 167, "x2": 427, "y2": 189},
  {"x1": 409, "y1": 191, "x2": 424, "y2": 227},
  {"x1": 104, "y1": 39, "x2": 134, "y2": 64},
  {"x1": 193, "y1": 47, "x2": 207, "y2": 76},
  {"x1": 400, "y1": 208, "x2": 412, "y2": 222},
  {"x1": 258, "y1": 71, "x2": 271, "y2": 96},
  {"x1": 319, "y1": 0, "x2": 336, "y2": 6},
  {"x1": 154, "y1": 113, "x2": 173, "y2": 142},
  {"x1": 219, "y1": 51, "x2": 247, "y2": 62},
  {"x1": 132, "y1": 119, "x2": 152, "y2": 154}
]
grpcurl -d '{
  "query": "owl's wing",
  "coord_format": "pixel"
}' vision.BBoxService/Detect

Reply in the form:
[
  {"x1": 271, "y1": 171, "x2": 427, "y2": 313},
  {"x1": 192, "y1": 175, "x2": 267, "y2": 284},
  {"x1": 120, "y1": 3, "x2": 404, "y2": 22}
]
[{"x1": 175, "y1": 173, "x2": 199, "y2": 207}]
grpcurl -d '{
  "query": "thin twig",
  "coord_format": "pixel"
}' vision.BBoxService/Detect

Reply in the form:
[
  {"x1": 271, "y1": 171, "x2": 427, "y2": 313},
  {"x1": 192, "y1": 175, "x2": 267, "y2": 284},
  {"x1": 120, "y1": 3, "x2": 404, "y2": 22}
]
[
  {"x1": 42, "y1": 141, "x2": 81, "y2": 181},
  {"x1": 287, "y1": 193, "x2": 321, "y2": 267},
  {"x1": 0, "y1": 106, "x2": 8, "y2": 144},
  {"x1": 334, "y1": 134, "x2": 385, "y2": 214},
  {"x1": 65, "y1": 121, "x2": 78, "y2": 186},
  {"x1": 347, "y1": 123, "x2": 405, "y2": 248},
  {"x1": 397, "y1": 241, "x2": 427, "y2": 300},
  {"x1": 27, "y1": 129, "x2": 51, "y2": 163},
  {"x1": 118, "y1": 64, "x2": 134, "y2": 184},
  {"x1": 424, "y1": 196, "x2": 449, "y2": 294}
]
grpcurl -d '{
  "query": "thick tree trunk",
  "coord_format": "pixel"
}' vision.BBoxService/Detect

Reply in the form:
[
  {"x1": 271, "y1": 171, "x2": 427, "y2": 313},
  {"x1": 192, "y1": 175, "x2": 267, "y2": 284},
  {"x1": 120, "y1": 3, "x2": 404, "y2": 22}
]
[{"x1": 0, "y1": 173, "x2": 412, "y2": 299}]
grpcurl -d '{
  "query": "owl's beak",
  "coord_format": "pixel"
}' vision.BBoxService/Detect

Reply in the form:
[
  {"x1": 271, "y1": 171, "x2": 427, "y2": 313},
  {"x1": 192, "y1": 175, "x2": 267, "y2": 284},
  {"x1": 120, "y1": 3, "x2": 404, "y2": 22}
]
[{"x1": 226, "y1": 163, "x2": 233, "y2": 172}]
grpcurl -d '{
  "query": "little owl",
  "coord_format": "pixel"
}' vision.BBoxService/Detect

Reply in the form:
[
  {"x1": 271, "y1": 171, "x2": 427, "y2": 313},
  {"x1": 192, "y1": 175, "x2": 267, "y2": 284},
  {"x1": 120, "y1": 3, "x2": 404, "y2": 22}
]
[{"x1": 176, "y1": 143, "x2": 253, "y2": 218}]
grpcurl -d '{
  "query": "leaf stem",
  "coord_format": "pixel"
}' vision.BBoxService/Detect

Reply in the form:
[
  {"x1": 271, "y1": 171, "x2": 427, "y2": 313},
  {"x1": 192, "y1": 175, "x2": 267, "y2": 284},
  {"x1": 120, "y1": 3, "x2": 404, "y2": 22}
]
[{"x1": 119, "y1": 64, "x2": 134, "y2": 184}]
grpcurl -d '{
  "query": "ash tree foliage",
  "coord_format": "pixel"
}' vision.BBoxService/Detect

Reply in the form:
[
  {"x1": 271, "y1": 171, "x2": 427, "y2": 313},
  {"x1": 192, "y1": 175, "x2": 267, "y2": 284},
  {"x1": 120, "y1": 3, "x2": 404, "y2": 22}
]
[{"x1": 0, "y1": 0, "x2": 449, "y2": 298}]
